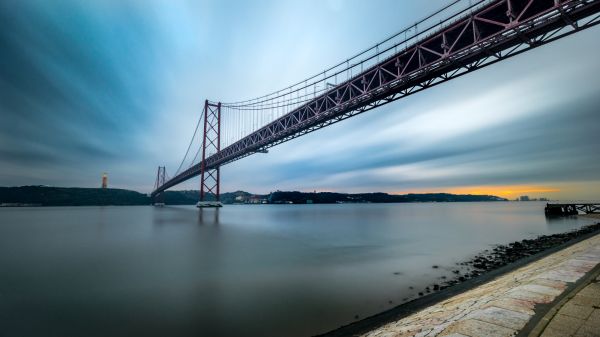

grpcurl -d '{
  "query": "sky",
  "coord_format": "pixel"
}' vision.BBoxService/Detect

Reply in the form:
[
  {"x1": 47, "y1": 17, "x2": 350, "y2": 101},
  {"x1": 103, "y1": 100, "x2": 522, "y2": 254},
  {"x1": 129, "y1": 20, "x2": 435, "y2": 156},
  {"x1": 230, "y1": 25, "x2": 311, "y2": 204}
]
[{"x1": 1, "y1": 0, "x2": 599, "y2": 200}]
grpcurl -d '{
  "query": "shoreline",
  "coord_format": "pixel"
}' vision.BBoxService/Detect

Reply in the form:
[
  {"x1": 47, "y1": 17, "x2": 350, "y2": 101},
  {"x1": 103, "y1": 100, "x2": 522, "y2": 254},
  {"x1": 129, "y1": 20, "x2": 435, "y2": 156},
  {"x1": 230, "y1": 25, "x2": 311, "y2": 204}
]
[
  {"x1": 1, "y1": 201, "x2": 584, "y2": 208},
  {"x1": 0, "y1": 186, "x2": 509, "y2": 206},
  {"x1": 0, "y1": 200, "x2": 515, "y2": 208},
  {"x1": 319, "y1": 220, "x2": 600, "y2": 337}
]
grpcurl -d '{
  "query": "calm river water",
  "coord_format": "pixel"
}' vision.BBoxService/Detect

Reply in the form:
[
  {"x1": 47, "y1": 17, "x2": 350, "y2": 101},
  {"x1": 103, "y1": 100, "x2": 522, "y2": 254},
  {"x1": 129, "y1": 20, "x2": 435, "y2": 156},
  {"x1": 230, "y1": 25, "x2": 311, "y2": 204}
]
[{"x1": 0, "y1": 202, "x2": 595, "y2": 337}]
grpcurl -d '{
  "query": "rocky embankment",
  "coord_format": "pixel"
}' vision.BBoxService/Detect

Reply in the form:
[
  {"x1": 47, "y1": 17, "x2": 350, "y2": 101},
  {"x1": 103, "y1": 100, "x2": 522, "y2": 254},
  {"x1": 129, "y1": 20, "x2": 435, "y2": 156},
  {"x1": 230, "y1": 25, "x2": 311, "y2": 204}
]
[{"x1": 431, "y1": 222, "x2": 600, "y2": 292}]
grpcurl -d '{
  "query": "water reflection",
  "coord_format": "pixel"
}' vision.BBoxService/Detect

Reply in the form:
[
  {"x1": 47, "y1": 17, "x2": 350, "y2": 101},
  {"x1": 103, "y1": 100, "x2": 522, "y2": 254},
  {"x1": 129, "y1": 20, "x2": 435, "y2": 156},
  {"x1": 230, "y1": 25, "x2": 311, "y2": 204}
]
[
  {"x1": 0, "y1": 202, "x2": 596, "y2": 337},
  {"x1": 545, "y1": 214, "x2": 581, "y2": 225},
  {"x1": 152, "y1": 206, "x2": 221, "y2": 226},
  {"x1": 198, "y1": 208, "x2": 220, "y2": 225}
]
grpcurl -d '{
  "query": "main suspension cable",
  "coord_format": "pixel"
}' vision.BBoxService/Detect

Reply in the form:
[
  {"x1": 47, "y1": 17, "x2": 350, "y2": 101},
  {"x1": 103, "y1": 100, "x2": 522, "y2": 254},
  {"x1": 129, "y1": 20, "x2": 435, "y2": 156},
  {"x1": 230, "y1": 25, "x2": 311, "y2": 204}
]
[
  {"x1": 174, "y1": 108, "x2": 204, "y2": 176},
  {"x1": 220, "y1": 0, "x2": 488, "y2": 109}
]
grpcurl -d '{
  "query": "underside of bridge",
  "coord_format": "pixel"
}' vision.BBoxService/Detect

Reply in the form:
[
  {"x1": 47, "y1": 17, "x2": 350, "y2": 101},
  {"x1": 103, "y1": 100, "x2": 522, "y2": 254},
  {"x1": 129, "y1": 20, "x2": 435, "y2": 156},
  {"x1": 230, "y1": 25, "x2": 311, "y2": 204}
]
[{"x1": 151, "y1": 0, "x2": 600, "y2": 200}]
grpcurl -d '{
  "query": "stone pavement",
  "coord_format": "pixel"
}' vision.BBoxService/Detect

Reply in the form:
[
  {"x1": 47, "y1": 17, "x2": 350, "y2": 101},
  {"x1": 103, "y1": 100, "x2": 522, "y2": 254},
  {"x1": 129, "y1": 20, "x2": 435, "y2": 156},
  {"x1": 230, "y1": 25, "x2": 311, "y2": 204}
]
[
  {"x1": 362, "y1": 233, "x2": 600, "y2": 337},
  {"x1": 539, "y1": 274, "x2": 600, "y2": 337}
]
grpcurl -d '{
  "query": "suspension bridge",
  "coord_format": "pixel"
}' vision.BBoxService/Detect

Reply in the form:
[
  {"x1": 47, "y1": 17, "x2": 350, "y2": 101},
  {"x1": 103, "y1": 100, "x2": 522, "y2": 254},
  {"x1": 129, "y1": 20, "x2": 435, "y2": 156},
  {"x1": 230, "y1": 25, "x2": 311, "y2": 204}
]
[{"x1": 152, "y1": 0, "x2": 600, "y2": 205}]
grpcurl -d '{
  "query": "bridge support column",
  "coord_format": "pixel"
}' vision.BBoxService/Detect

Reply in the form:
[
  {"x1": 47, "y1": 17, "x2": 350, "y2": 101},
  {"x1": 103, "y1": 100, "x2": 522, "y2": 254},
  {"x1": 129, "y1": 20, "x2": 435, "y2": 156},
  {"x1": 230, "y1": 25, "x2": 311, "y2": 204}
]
[
  {"x1": 153, "y1": 166, "x2": 166, "y2": 206},
  {"x1": 199, "y1": 100, "x2": 221, "y2": 205}
]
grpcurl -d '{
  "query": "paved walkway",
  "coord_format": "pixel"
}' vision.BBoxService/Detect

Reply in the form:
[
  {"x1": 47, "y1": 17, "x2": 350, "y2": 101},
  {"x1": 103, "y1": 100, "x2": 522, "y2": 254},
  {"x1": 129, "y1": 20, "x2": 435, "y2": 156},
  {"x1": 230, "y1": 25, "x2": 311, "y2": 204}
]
[
  {"x1": 362, "y1": 232, "x2": 600, "y2": 337},
  {"x1": 539, "y1": 274, "x2": 600, "y2": 337}
]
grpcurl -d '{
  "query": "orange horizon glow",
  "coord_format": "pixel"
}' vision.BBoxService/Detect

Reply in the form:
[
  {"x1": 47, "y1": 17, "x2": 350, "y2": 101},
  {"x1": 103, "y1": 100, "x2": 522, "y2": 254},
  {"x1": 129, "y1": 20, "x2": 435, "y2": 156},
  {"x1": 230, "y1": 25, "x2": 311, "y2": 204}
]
[
  {"x1": 307, "y1": 184, "x2": 563, "y2": 199},
  {"x1": 391, "y1": 185, "x2": 561, "y2": 199}
]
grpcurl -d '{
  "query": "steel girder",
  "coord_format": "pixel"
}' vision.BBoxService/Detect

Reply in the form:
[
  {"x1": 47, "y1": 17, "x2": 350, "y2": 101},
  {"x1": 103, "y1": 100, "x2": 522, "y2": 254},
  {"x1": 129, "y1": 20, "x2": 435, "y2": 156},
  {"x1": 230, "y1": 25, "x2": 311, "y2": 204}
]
[{"x1": 151, "y1": 0, "x2": 600, "y2": 197}]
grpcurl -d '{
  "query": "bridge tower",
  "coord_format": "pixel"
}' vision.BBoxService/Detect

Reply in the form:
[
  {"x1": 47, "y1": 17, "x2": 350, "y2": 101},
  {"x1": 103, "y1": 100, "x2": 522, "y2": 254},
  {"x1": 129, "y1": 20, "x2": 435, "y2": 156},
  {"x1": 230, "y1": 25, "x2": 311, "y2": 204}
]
[
  {"x1": 154, "y1": 166, "x2": 166, "y2": 205},
  {"x1": 199, "y1": 100, "x2": 221, "y2": 204}
]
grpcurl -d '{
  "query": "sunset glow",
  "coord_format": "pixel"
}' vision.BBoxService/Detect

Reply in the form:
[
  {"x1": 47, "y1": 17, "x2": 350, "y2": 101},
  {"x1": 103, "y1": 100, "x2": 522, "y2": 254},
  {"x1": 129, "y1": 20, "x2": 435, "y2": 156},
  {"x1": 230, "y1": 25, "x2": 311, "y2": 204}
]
[
  {"x1": 393, "y1": 185, "x2": 562, "y2": 199},
  {"x1": 445, "y1": 186, "x2": 561, "y2": 199}
]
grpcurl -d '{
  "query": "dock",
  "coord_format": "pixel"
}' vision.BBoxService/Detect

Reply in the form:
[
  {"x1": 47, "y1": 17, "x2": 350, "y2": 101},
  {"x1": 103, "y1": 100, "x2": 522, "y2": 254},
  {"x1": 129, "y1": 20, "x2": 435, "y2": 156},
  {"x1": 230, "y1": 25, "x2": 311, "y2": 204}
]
[{"x1": 545, "y1": 203, "x2": 600, "y2": 216}]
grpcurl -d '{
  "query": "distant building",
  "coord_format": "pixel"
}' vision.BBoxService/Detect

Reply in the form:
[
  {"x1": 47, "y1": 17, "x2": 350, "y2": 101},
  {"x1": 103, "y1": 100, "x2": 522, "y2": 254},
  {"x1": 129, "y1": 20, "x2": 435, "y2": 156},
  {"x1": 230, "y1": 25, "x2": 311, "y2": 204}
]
[
  {"x1": 249, "y1": 195, "x2": 265, "y2": 204},
  {"x1": 101, "y1": 173, "x2": 108, "y2": 189},
  {"x1": 519, "y1": 196, "x2": 530, "y2": 201}
]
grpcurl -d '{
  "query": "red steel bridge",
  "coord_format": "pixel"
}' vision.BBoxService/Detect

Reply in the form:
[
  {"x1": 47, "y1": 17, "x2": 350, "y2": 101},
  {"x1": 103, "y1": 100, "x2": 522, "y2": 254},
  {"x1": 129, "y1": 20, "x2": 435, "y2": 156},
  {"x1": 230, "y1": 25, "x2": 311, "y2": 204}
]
[{"x1": 151, "y1": 0, "x2": 600, "y2": 201}]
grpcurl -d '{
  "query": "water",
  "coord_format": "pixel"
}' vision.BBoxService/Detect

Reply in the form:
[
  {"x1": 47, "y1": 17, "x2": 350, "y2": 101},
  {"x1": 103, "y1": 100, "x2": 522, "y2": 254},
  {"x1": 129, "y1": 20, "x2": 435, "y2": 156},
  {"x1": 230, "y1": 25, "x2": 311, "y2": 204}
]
[{"x1": 0, "y1": 202, "x2": 594, "y2": 337}]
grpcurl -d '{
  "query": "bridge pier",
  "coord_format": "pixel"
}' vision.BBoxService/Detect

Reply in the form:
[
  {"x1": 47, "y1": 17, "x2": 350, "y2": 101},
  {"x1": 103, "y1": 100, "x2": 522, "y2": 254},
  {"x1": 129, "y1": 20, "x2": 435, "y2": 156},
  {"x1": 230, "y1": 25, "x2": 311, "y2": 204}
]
[{"x1": 197, "y1": 201, "x2": 223, "y2": 208}]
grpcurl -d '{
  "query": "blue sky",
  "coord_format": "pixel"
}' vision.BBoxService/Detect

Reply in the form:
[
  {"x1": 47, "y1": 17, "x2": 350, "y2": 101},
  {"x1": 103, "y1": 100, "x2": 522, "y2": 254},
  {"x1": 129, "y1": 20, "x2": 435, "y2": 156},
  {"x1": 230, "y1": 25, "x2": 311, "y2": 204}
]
[{"x1": 1, "y1": 0, "x2": 599, "y2": 199}]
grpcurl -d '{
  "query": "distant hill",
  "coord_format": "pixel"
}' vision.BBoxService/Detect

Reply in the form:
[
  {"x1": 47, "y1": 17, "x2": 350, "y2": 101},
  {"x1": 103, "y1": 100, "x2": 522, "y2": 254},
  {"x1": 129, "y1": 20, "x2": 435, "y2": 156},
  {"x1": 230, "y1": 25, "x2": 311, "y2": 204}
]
[
  {"x1": 0, "y1": 186, "x2": 149, "y2": 206},
  {"x1": 0, "y1": 186, "x2": 506, "y2": 206},
  {"x1": 265, "y1": 191, "x2": 507, "y2": 204}
]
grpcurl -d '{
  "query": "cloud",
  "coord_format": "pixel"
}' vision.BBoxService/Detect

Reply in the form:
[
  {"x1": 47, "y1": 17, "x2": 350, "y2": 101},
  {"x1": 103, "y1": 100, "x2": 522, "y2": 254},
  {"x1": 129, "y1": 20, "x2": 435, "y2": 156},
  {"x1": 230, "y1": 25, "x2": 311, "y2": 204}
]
[
  {"x1": 1, "y1": 0, "x2": 599, "y2": 200},
  {"x1": 0, "y1": 0, "x2": 166, "y2": 185}
]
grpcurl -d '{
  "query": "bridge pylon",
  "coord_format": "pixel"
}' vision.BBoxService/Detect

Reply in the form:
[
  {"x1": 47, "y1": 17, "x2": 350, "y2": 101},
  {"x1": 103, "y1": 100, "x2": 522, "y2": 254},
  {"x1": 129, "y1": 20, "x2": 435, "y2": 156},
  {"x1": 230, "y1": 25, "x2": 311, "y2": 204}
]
[
  {"x1": 199, "y1": 100, "x2": 221, "y2": 206},
  {"x1": 153, "y1": 166, "x2": 166, "y2": 206}
]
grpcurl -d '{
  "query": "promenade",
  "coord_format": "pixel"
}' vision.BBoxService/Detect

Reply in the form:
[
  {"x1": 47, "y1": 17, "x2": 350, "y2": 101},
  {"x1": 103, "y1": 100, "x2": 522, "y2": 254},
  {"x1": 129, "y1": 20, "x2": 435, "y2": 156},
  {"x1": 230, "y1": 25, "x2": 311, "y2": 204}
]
[{"x1": 362, "y1": 231, "x2": 600, "y2": 337}]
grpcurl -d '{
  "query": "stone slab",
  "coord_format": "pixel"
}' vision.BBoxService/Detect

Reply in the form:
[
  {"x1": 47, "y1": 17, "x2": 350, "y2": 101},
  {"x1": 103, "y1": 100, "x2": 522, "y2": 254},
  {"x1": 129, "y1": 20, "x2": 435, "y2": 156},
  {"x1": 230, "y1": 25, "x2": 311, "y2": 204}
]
[
  {"x1": 537, "y1": 269, "x2": 586, "y2": 283},
  {"x1": 558, "y1": 301, "x2": 595, "y2": 320},
  {"x1": 574, "y1": 254, "x2": 600, "y2": 263},
  {"x1": 483, "y1": 298, "x2": 536, "y2": 316},
  {"x1": 466, "y1": 306, "x2": 530, "y2": 330},
  {"x1": 529, "y1": 278, "x2": 567, "y2": 291},
  {"x1": 541, "y1": 326, "x2": 571, "y2": 337},
  {"x1": 572, "y1": 294, "x2": 600, "y2": 308},
  {"x1": 441, "y1": 319, "x2": 516, "y2": 337},
  {"x1": 578, "y1": 283, "x2": 600, "y2": 299},
  {"x1": 588, "y1": 309, "x2": 600, "y2": 324},
  {"x1": 520, "y1": 284, "x2": 563, "y2": 296},
  {"x1": 558, "y1": 259, "x2": 599, "y2": 273},
  {"x1": 572, "y1": 323, "x2": 600, "y2": 337},
  {"x1": 506, "y1": 288, "x2": 556, "y2": 303},
  {"x1": 543, "y1": 314, "x2": 584, "y2": 335}
]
